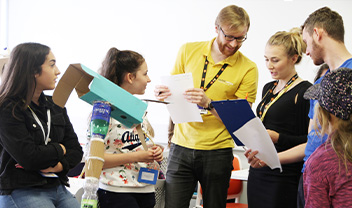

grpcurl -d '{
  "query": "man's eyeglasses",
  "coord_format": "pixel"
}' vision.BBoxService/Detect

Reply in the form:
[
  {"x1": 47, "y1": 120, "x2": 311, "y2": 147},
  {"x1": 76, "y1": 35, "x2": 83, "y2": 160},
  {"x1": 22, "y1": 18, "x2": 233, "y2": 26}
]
[{"x1": 219, "y1": 27, "x2": 247, "y2": 43}]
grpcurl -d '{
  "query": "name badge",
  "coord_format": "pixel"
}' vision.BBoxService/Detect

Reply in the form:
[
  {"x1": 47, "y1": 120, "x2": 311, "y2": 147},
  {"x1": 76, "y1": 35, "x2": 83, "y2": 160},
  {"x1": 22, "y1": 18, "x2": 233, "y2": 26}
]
[
  {"x1": 198, "y1": 105, "x2": 208, "y2": 115},
  {"x1": 137, "y1": 167, "x2": 158, "y2": 185},
  {"x1": 40, "y1": 172, "x2": 59, "y2": 178},
  {"x1": 199, "y1": 109, "x2": 208, "y2": 115}
]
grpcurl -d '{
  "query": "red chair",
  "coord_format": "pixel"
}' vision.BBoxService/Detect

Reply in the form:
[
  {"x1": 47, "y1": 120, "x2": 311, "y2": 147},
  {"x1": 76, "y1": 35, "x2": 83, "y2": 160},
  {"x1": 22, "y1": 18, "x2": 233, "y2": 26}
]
[{"x1": 194, "y1": 154, "x2": 248, "y2": 208}]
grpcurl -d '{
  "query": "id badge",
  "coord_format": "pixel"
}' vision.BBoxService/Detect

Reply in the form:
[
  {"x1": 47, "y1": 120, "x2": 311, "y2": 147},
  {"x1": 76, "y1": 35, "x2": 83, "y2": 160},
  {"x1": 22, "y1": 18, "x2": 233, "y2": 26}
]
[
  {"x1": 199, "y1": 108, "x2": 208, "y2": 114},
  {"x1": 137, "y1": 167, "x2": 158, "y2": 185},
  {"x1": 198, "y1": 105, "x2": 208, "y2": 115},
  {"x1": 39, "y1": 172, "x2": 59, "y2": 178}
]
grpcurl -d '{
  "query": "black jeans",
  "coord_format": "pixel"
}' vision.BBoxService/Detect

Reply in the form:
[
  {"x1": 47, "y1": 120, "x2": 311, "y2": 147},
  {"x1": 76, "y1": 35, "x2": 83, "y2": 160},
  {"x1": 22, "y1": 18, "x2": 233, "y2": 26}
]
[{"x1": 165, "y1": 144, "x2": 233, "y2": 208}]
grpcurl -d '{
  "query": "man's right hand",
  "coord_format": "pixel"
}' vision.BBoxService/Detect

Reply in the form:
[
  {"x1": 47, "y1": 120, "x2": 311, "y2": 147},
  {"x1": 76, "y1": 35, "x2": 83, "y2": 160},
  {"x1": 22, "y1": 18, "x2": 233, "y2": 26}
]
[{"x1": 154, "y1": 85, "x2": 171, "y2": 100}]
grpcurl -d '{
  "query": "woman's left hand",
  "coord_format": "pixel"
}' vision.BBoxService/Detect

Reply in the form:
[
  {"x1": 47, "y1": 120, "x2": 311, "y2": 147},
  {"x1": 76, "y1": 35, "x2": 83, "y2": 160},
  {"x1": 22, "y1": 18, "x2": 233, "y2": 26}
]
[{"x1": 267, "y1": 129, "x2": 279, "y2": 143}]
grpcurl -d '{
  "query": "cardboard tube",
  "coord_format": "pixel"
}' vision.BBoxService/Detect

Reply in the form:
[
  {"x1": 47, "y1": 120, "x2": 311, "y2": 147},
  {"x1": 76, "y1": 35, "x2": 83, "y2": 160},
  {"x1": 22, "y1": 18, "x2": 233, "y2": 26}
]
[
  {"x1": 85, "y1": 157, "x2": 104, "y2": 178},
  {"x1": 85, "y1": 139, "x2": 105, "y2": 178},
  {"x1": 89, "y1": 139, "x2": 105, "y2": 158}
]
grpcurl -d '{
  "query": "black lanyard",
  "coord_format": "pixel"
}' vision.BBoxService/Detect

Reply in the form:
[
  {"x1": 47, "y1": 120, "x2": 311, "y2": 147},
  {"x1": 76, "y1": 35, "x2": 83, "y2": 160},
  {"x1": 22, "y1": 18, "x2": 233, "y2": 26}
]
[{"x1": 200, "y1": 56, "x2": 228, "y2": 92}]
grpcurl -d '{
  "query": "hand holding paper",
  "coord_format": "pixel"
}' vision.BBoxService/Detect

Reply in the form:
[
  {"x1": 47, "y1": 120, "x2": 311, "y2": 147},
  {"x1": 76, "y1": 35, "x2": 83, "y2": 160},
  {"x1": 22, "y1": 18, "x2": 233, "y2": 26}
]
[
  {"x1": 212, "y1": 100, "x2": 282, "y2": 172},
  {"x1": 233, "y1": 117, "x2": 282, "y2": 171},
  {"x1": 160, "y1": 73, "x2": 203, "y2": 124}
]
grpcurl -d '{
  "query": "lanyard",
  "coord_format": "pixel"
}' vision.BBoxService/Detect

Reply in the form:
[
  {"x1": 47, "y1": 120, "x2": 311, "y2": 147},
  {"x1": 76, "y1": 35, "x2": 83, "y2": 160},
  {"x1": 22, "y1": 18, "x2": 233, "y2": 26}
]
[
  {"x1": 136, "y1": 123, "x2": 155, "y2": 151},
  {"x1": 200, "y1": 56, "x2": 228, "y2": 92},
  {"x1": 28, "y1": 106, "x2": 51, "y2": 145},
  {"x1": 259, "y1": 73, "x2": 298, "y2": 121}
]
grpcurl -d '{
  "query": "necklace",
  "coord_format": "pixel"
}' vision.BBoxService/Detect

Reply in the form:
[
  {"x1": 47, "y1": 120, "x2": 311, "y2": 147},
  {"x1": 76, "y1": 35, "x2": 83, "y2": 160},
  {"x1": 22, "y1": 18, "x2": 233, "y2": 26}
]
[{"x1": 258, "y1": 73, "x2": 298, "y2": 121}]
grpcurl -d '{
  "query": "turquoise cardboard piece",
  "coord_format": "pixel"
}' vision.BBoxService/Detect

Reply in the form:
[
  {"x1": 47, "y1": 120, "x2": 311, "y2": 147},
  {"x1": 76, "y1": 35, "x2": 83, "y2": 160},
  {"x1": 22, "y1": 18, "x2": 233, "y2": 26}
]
[{"x1": 53, "y1": 63, "x2": 147, "y2": 128}]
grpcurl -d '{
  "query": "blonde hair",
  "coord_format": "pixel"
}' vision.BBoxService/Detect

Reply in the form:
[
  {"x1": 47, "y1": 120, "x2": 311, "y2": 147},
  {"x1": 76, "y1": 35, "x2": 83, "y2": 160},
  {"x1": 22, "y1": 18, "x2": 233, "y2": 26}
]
[
  {"x1": 215, "y1": 5, "x2": 250, "y2": 30},
  {"x1": 267, "y1": 27, "x2": 306, "y2": 64},
  {"x1": 314, "y1": 104, "x2": 352, "y2": 171}
]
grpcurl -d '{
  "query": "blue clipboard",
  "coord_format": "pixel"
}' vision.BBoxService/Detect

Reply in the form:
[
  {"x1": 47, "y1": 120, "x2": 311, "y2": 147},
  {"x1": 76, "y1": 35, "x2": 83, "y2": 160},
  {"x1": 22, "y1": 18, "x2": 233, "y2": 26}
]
[{"x1": 212, "y1": 99, "x2": 256, "y2": 146}]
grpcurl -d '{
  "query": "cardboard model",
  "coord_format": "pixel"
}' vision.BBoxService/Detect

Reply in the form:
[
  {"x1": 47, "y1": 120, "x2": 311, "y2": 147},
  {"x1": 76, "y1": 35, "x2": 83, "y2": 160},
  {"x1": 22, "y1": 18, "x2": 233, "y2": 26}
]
[{"x1": 53, "y1": 63, "x2": 148, "y2": 128}]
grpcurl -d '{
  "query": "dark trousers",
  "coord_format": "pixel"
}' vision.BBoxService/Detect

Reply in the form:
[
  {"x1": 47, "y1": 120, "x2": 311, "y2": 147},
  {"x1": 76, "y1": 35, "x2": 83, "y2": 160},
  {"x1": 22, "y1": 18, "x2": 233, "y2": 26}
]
[
  {"x1": 97, "y1": 189, "x2": 155, "y2": 208},
  {"x1": 165, "y1": 144, "x2": 233, "y2": 208},
  {"x1": 297, "y1": 174, "x2": 305, "y2": 208}
]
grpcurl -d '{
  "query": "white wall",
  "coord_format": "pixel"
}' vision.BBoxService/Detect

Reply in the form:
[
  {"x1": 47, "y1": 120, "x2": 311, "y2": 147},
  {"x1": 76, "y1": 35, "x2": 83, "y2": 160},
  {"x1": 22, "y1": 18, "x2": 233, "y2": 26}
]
[{"x1": 4, "y1": 0, "x2": 352, "y2": 144}]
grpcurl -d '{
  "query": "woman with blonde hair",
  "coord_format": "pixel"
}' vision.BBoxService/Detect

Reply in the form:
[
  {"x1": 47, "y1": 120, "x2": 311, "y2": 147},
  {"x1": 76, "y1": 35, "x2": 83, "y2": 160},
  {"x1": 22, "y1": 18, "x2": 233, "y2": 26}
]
[
  {"x1": 245, "y1": 28, "x2": 312, "y2": 208},
  {"x1": 303, "y1": 67, "x2": 352, "y2": 207}
]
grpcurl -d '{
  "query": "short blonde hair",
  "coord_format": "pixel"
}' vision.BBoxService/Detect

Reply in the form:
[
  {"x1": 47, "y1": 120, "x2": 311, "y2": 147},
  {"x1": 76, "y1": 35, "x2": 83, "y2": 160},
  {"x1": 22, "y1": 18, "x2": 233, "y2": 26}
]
[{"x1": 215, "y1": 5, "x2": 250, "y2": 31}]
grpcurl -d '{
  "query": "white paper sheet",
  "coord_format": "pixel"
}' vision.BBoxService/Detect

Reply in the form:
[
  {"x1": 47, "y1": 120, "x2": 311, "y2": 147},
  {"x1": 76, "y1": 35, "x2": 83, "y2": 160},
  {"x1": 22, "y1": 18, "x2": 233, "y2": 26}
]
[
  {"x1": 160, "y1": 73, "x2": 203, "y2": 123},
  {"x1": 233, "y1": 117, "x2": 282, "y2": 172}
]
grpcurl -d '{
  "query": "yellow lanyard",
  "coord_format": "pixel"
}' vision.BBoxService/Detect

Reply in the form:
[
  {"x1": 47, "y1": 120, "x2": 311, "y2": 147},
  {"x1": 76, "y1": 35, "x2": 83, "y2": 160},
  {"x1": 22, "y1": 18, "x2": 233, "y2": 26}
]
[{"x1": 260, "y1": 76, "x2": 297, "y2": 121}]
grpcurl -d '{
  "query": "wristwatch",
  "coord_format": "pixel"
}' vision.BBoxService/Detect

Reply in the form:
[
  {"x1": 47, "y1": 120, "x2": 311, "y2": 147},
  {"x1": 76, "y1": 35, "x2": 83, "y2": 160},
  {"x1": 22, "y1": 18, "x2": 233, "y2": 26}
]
[{"x1": 204, "y1": 102, "x2": 214, "y2": 111}]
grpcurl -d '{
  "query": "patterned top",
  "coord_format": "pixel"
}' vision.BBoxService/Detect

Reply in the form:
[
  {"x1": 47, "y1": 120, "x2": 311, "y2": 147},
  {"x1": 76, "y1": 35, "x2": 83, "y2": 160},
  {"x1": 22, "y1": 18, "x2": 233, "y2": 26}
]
[
  {"x1": 303, "y1": 139, "x2": 352, "y2": 208},
  {"x1": 97, "y1": 117, "x2": 156, "y2": 193}
]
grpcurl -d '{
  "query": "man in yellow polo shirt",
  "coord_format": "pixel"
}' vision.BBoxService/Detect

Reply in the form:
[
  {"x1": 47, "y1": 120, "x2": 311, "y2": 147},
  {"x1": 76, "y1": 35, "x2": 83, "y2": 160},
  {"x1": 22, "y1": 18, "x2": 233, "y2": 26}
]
[{"x1": 155, "y1": 5, "x2": 258, "y2": 208}]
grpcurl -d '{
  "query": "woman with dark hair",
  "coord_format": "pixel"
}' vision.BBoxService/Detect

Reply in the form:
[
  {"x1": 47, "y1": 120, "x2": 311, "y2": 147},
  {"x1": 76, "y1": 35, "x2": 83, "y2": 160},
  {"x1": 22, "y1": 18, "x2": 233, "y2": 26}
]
[
  {"x1": 314, "y1": 63, "x2": 329, "y2": 83},
  {"x1": 93, "y1": 47, "x2": 163, "y2": 208},
  {"x1": 0, "y1": 42, "x2": 83, "y2": 208}
]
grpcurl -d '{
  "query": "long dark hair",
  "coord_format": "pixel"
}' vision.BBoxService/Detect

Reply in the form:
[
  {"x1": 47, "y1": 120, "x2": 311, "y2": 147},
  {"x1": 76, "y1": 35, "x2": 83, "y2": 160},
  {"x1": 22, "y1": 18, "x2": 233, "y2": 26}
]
[
  {"x1": 0, "y1": 43, "x2": 50, "y2": 111},
  {"x1": 99, "y1": 47, "x2": 145, "y2": 86}
]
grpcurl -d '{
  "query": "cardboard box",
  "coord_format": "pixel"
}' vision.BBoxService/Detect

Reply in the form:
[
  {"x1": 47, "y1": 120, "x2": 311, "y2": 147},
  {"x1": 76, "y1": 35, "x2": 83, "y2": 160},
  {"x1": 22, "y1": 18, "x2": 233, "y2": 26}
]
[
  {"x1": 0, "y1": 57, "x2": 9, "y2": 78},
  {"x1": 53, "y1": 63, "x2": 147, "y2": 128}
]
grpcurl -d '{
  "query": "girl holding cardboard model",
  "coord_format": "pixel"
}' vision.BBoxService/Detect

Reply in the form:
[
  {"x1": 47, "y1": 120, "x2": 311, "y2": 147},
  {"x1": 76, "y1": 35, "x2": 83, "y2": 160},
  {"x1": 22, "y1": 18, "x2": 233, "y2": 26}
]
[
  {"x1": 92, "y1": 47, "x2": 163, "y2": 208},
  {"x1": 0, "y1": 42, "x2": 83, "y2": 207}
]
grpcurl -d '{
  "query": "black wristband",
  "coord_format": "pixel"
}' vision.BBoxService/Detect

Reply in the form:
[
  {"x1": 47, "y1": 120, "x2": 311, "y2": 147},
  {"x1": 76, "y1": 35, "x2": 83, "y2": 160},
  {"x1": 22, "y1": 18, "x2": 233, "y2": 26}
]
[{"x1": 204, "y1": 102, "x2": 214, "y2": 110}]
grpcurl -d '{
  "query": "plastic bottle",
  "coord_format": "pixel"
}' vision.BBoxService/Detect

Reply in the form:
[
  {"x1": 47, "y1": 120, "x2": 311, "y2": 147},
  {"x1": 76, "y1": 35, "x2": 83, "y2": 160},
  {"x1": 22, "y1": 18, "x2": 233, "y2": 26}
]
[
  {"x1": 80, "y1": 177, "x2": 99, "y2": 208},
  {"x1": 90, "y1": 101, "x2": 111, "y2": 139},
  {"x1": 81, "y1": 101, "x2": 111, "y2": 208}
]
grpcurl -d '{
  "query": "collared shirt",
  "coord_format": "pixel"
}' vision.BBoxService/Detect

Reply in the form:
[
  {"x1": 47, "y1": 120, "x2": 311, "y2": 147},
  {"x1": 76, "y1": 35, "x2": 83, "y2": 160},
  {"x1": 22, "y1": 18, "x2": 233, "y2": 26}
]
[{"x1": 171, "y1": 38, "x2": 258, "y2": 150}]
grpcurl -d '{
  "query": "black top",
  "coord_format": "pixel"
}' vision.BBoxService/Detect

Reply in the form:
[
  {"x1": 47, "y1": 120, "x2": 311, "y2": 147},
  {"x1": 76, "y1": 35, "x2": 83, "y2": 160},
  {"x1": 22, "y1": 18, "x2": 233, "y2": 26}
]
[
  {"x1": 247, "y1": 80, "x2": 312, "y2": 208},
  {"x1": 257, "y1": 80, "x2": 312, "y2": 153},
  {"x1": 0, "y1": 94, "x2": 83, "y2": 194}
]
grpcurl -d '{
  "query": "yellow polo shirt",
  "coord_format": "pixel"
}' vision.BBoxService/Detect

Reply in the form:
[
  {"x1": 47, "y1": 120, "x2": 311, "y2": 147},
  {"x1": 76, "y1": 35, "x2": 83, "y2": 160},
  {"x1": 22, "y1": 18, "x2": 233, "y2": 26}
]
[{"x1": 171, "y1": 38, "x2": 258, "y2": 150}]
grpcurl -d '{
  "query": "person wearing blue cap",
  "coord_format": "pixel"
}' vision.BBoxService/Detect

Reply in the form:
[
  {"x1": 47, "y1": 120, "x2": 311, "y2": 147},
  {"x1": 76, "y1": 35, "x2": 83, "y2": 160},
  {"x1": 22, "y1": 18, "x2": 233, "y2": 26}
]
[{"x1": 303, "y1": 67, "x2": 352, "y2": 208}]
